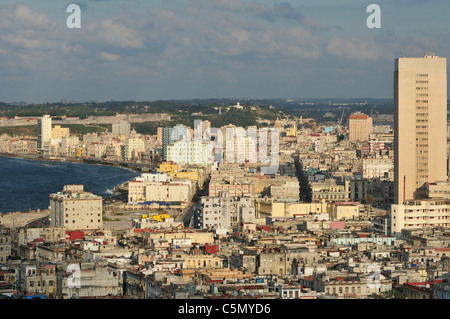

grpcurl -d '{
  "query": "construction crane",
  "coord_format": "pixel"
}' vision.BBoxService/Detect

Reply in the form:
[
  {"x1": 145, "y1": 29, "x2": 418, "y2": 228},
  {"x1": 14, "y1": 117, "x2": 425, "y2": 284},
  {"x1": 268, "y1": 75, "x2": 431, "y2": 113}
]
[{"x1": 338, "y1": 109, "x2": 345, "y2": 126}]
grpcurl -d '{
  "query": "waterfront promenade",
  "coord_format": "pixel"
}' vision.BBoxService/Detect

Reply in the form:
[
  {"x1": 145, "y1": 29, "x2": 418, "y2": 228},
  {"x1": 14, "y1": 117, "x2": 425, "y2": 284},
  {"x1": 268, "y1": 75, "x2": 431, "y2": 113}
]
[{"x1": 0, "y1": 209, "x2": 49, "y2": 228}]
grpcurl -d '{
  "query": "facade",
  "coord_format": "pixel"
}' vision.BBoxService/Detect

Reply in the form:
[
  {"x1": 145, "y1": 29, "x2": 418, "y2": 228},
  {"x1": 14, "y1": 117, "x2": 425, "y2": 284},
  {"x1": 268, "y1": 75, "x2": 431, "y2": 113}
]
[
  {"x1": 315, "y1": 274, "x2": 392, "y2": 298},
  {"x1": 124, "y1": 137, "x2": 145, "y2": 161},
  {"x1": 390, "y1": 199, "x2": 450, "y2": 236},
  {"x1": 394, "y1": 53, "x2": 447, "y2": 204},
  {"x1": 425, "y1": 181, "x2": 450, "y2": 199},
  {"x1": 327, "y1": 202, "x2": 360, "y2": 220},
  {"x1": 16, "y1": 262, "x2": 57, "y2": 298},
  {"x1": 112, "y1": 121, "x2": 131, "y2": 137},
  {"x1": 128, "y1": 179, "x2": 192, "y2": 203},
  {"x1": 61, "y1": 135, "x2": 80, "y2": 157},
  {"x1": 348, "y1": 112, "x2": 373, "y2": 142},
  {"x1": 270, "y1": 181, "x2": 300, "y2": 201},
  {"x1": 362, "y1": 158, "x2": 394, "y2": 180},
  {"x1": 194, "y1": 196, "x2": 256, "y2": 231},
  {"x1": 311, "y1": 178, "x2": 348, "y2": 202},
  {"x1": 0, "y1": 228, "x2": 11, "y2": 264},
  {"x1": 49, "y1": 185, "x2": 103, "y2": 231},
  {"x1": 57, "y1": 262, "x2": 122, "y2": 298},
  {"x1": 37, "y1": 115, "x2": 52, "y2": 151},
  {"x1": 166, "y1": 140, "x2": 211, "y2": 166},
  {"x1": 51, "y1": 125, "x2": 70, "y2": 139},
  {"x1": 162, "y1": 125, "x2": 189, "y2": 161},
  {"x1": 145, "y1": 183, "x2": 191, "y2": 203},
  {"x1": 209, "y1": 182, "x2": 252, "y2": 197}
]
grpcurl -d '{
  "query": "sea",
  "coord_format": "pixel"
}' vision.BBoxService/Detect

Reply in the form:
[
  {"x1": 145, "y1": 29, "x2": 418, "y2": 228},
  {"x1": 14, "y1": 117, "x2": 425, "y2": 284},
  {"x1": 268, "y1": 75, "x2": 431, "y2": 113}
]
[{"x1": 0, "y1": 156, "x2": 140, "y2": 214}]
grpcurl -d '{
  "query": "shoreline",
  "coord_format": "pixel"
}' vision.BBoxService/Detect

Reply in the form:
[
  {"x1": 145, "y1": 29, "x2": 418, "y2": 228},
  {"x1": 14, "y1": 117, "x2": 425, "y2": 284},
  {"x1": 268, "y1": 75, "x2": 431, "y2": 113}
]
[
  {"x1": 0, "y1": 153, "x2": 143, "y2": 215},
  {"x1": 0, "y1": 153, "x2": 150, "y2": 173}
]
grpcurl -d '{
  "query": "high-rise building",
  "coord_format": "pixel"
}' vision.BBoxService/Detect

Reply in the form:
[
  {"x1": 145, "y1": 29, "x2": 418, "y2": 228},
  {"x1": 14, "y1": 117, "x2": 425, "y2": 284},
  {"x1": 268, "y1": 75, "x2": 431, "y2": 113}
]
[
  {"x1": 162, "y1": 125, "x2": 189, "y2": 161},
  {"x1": 37, "y1": 115, "x2": 52, "y2": 151},
  {"x1": 348, "y1": 112, "x2": 373, "y2": 142},
  {"x1": 394, "y1": 53, "x2": 447, "y2": 204},
  {"x1": 112, "y1": 121, "x2": 131, "y2": 137}
]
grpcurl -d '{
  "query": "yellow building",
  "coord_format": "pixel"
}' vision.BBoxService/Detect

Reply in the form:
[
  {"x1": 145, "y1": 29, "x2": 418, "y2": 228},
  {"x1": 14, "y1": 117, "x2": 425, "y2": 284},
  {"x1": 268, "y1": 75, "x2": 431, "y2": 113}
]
[
  {"x1": 75, "y1": 147, "x2": 83, "y2": 157},
  {"x1": 285, "y1": 125, "x2": 297, "y2": 137},
  {"x1": 51, "y1": 125, "x2": 70, "y2": 139},
  {"x1": 169, "y1": 171, "x2": 203, "y2": 185},
  {"x1": 159, "y1": 161, "x2": 180, "y2": 173},
  {"x1": 327, "y1": 202, "x2": 360, "y2": 220},
  {"x1": 257, "y1": 200, "x2": 328, "y2": 218},
  {"x1": 184, "y1": 253, "x2": 224, "y2": 269}
]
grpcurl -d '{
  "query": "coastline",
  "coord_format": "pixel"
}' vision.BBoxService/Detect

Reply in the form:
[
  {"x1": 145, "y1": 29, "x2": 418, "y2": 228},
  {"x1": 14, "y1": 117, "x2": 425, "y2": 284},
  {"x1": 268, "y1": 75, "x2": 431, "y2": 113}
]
[
  {"x1": 0, "y1": 153, "x2": 144, "y2": 216},
  {"x1": 0, "y1": 152, "x2": 151, "y2": 173},
  {"x1": 0, "y1": 209, "x2": 50, "y2": 228}
]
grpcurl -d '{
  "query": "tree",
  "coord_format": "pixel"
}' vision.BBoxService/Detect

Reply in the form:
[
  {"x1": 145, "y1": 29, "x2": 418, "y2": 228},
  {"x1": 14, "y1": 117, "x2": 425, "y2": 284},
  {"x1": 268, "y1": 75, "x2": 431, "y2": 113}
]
[{"x1": 369, "y1": 289, "x2": 406, "y2": 299}]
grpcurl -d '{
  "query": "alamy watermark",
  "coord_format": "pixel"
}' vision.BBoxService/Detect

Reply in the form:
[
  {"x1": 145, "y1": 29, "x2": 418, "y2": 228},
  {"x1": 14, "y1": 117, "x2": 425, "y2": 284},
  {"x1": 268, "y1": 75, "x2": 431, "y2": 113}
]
[
  {"x1": 66, "y1": 3, "x2": 380, "y2": 30},
  {"x1": 67, "y1": 263, "x2": 81, "y2": 288},
  {"x1": 366, "y1": 4, "x2": 381, "y2": 29},
  {"x1": 66, "y1": 4, "x2": 81, "y2": 29},
  {"x1": 366, "y1": 264, "x2": 381, "y2": 289}
]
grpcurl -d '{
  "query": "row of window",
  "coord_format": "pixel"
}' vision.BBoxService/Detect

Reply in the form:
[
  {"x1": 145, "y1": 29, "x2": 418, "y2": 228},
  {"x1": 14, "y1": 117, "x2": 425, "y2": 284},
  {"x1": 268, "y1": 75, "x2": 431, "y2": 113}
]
[{"x1": 65, "y1": 219, "x2": 101, "y2": 224}]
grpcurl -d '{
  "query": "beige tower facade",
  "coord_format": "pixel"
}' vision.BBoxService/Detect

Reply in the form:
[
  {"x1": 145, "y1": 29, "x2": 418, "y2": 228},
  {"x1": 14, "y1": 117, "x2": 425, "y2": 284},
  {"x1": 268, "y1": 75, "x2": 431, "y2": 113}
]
[
  {"x1": 348, "y1": 112, "x2": 373, "y2": 142},
  {"x1": 394, "y1": 53, "x2": 447, "y2": 204}
]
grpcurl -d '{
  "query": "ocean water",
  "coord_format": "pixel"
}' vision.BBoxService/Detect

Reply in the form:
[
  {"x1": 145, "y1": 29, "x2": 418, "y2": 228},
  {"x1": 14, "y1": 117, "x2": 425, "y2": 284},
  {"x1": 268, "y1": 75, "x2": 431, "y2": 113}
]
[{"x1": 0, "y1": 156, "x2": 139, "y2": 214}]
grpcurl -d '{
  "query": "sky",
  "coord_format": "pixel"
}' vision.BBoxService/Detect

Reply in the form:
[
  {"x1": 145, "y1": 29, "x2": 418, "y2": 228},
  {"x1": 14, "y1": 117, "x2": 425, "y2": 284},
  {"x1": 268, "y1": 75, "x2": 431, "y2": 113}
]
[{"x1": 0, "y1": 0, "x2": 449, "y2": 104}]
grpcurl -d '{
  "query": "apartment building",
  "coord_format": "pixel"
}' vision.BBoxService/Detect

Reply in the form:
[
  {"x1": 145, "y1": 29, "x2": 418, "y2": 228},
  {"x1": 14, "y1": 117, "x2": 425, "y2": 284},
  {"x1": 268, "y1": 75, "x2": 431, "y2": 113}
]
[
  {"x1": 0, "y1": 228, "x2": 11, "y2": 263},
  {"x1": 51, "y1": 125, "x2": 70, "y2": 139},
  {"x1": 124, "y1": 137, "x2": 146, "y2": 161},
  {"x1": 390, "y1": 199, "x2": 450, "y2": 236},
  {"x1": 314, "y1": 273, "x2": 392, "y2": 298},
  {"x1": 362, "y1": 158, "x2": 394, "y2": 180},
  {"x1": 311, "y1": 178, "x2": 348, "y2": 202},
  {"x1": 56, "y1": 261, "x2": 123, "y2": 298},
  {"x1": 49, "y1": 185, "x2": 103, "y2": 231},
  {"x1": 37, "y1": 115, "x2": 52, "y2": 152},
  {"x1": 166, "y1": 140, "x2": 211, "y2": 166},
  {"x1": 112, "y1": 121, "x2": 131, "y2": 137},
  {"x1": 348, "y1": 112, "x2": 373, "y2": 142},
  {"x1": 16, "y1": 262, "x2": 57, "y2": 298},
  {"x1": 208, "y1": 181, "x2": 252, "y2": 197},
  {"x1": 194, "y1": 196, "x2": 256, "y2": 231}
]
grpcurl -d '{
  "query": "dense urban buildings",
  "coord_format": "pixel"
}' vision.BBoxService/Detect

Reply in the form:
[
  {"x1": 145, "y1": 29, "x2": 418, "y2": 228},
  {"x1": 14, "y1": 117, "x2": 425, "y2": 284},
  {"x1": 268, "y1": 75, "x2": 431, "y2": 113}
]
[{"x1": 0, "y1": 55, "x2": 449, "y2": 300}]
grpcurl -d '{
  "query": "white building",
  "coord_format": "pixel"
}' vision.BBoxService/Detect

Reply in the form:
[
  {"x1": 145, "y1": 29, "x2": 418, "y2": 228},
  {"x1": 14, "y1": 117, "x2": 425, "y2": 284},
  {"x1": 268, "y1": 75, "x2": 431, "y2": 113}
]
[
  {"x1": 167, "y1": 140, "x2": 211, "y2": 166},
  {"x1": 362, "y1": 158, "x2": 394, "y2": 180},
  {"x1": 49, "y1": 185, "x2": 103, "y2": 231},
  {"x1": 112, "y1": 121, "x2": 131, "y2": 137},
  {"x1": 128, "y1": 180, "x2": 192, "y2": 203},
  {"x1": 124, "y1": 137, "x2": 145, "y2": 161},
  {"x1": 38, "y1": 115, "x2": 52, "y2": 151},
  {"x1": 195, "y1": 196, "x2": 256, "y2": 232},
  {"x1": 390, "y1": 199, "x2": 450, "y2": 236},
  {"x1": 61, "y1": 135, "x2": 80, "y2": 157}
]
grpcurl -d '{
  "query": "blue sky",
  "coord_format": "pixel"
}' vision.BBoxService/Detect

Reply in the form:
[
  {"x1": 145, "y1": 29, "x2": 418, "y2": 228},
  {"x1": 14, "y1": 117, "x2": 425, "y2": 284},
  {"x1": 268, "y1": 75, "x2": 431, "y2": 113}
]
[{"x1": 0, "y1": 0, "x2": 449, "y2": 103}]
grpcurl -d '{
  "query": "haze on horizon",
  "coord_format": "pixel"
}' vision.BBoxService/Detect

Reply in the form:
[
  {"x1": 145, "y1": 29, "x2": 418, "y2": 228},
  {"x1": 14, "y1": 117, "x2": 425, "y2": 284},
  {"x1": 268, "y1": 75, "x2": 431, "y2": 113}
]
[{"x1": 1, "y1": 0, "x2": 449, "y2": 104}]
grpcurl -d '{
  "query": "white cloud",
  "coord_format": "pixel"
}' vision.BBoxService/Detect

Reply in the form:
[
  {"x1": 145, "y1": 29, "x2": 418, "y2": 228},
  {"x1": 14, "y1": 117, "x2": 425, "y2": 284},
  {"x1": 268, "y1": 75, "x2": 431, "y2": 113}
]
[
  {"x1": 99, "y1": 51, "x2": 121, "y2": 61},
  {"x1": 88, "y1": 19, "x2": 145, "y2": 49},
  {"x1": 326, "y1": 37, "x2": 383, "y2": 61}
]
